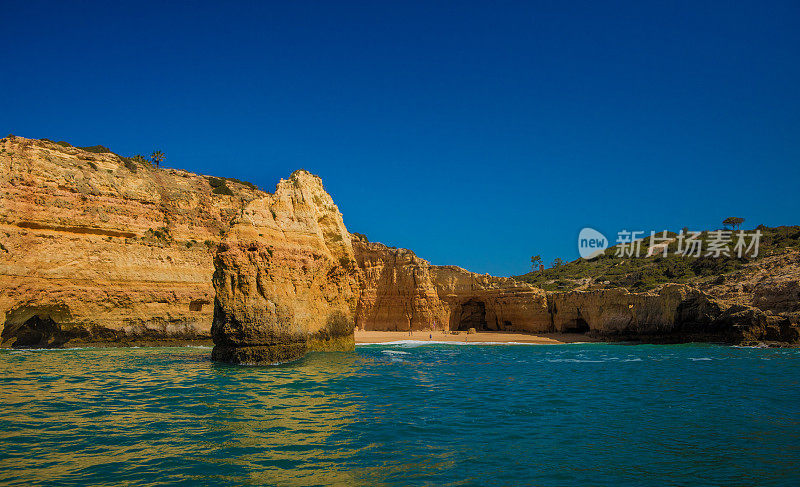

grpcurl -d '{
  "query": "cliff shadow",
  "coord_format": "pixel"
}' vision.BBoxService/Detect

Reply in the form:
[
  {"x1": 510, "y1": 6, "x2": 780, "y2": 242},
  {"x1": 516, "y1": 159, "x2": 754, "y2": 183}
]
[{"x1": 451, "y1": 299, "x2": 490, "y2": 331}]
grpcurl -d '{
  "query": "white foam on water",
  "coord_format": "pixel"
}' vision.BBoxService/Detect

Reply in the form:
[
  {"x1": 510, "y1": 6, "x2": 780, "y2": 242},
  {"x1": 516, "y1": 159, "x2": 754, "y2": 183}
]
[
  {"x1": 357, "y1": 339, "x2": 554, "y2": 347},
  {"x1": 689, "y1": 357, "x2": 712, "y2": 361},
  {"x1": 546, "y1": 358, "x2": 606, "y2": 363},
  {"x1": 381, "y1": 350, "x2": 410, "y2": 355},
  {"x1": 1, "y1": 347, "x2": 95, "y2": 352}
]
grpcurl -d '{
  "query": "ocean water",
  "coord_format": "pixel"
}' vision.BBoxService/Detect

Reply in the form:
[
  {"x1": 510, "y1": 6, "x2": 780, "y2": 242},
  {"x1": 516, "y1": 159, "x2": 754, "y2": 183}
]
[{"x1": 2, "y1": 343, "x2": 800, "y2": 486}]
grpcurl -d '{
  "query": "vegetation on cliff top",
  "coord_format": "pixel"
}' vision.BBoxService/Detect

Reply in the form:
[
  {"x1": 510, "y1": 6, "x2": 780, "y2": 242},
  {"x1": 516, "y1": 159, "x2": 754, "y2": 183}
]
[
  {"x1": 516, "y1": 226, "x2": 800, "y2": 292},
  {"x1": 15, "y1": 136, "x2": 263, "y2": 192},
  {"x1": 206, "y1": 176, "x2": 260, "y2": 195}
]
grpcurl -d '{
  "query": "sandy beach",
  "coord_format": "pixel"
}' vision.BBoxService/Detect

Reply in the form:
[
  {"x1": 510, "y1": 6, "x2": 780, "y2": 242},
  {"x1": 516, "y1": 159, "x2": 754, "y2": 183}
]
[{"x1": 355, "y1": 330, "x2": 599, "y2": 344}]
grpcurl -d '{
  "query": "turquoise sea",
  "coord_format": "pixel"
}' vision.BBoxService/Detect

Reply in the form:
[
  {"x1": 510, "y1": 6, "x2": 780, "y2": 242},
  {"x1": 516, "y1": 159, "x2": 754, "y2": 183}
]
[{"x1": 2, "y1": 342, "x2": 800, "y2": 486}]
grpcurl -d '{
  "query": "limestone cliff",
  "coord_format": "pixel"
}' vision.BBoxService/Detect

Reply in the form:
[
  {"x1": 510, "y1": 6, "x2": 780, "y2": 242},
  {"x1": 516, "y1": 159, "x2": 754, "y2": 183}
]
[
  {"x1": 548, "y1": 284, "x2": 799, "y2": 345},
  {"x1": 353, "y1": 239, "x2": 550, "y2": 333},
  {"x1": 351, "y1": 241, "x2": 798, "y2": 345},
  {"x1": 211, "y1": 171, "x2": 361, "y2": 364},
  {"x1": 4, "y1": 135, "x2": 798, "y2": 355},
  {"x1": 209, "y1": 180, "x2": 800, "y2": 362},
  {"x1": 0, "y1": 136, "x2": 264, "y2": 347}
]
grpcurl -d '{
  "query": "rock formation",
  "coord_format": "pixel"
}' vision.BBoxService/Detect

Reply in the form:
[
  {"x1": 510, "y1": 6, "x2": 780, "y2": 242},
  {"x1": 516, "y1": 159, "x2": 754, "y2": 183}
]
[
  {"x1": 0, "y1": 136, "x2": 264, "y2": 347},
  {"x1": 353, "y1": 239, "x2": 550, "y2": 333},
  {"x1": 548, "y1": 284, "x2": 799, "y2": 345},
  {"x1": 3, "y1": 135, "x2": 798, "y2": 357},
  {"x1": 211, "y1": 171, "x2": 361, "y2": 364}
]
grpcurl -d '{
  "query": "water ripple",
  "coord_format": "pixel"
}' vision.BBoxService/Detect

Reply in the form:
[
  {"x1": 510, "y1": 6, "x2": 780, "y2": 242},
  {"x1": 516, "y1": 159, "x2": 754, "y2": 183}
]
[{"x1": 1, "y1": 345, "x2": 800, "y2": 485}]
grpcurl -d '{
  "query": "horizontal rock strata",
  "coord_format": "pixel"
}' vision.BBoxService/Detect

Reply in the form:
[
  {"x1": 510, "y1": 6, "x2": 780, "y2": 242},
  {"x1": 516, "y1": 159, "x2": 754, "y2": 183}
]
[
  {"x1": 0, "y1": 136, "x2": 264, "y2": 347},
  {"x1": 3, "y1": 136, "x2": 798, "y2": 357},
  {"x1": 210, "y1": 171, "x2": 360, "y2": 364}
]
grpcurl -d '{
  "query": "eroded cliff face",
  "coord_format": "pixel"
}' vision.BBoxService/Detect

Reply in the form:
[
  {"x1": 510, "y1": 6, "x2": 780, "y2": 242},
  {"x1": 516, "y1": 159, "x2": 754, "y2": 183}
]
[
  {"x1": 352, "y1": 240, "x2": 550, "y2": 333},
  {"x1": 212, "y1": 189, "x2": 800, "y2": 362},
  {"x1": 349, "y1": 241, "x2": 798, "y2": 344},
  {"x1": 0, "y1": 136, "x2": 264, "y2": 346},
  {"x1": 5, "y1": 136, "x2": 798, "y2": 354},
  {"x1": 210, "y1": 171, "x2": 361, "y2": 364},
  {"x1": 548, "y1": 283, "x2": 799, "y2": 345}
]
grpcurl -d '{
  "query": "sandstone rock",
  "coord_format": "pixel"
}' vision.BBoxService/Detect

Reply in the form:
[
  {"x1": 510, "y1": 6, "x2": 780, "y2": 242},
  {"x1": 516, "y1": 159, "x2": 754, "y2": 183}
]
[
  {"x1": 353, "y1": 241, "x2": 449, "y2": 331},
  {"x1": 5, "y1": 136, "x2": 798, "y2": 353},
  {"x1": 210, "y1": 171, "x2": 360, "y2": 364},
  {"x1": 353, "y1": 240, "x2": 551, "y2": 333},
  {"x1": 548, "y1": 283, "x2": 799, "y2": 344},
  {"x1": 0, "y1": 136, "x2": 263, "y2": 346}
]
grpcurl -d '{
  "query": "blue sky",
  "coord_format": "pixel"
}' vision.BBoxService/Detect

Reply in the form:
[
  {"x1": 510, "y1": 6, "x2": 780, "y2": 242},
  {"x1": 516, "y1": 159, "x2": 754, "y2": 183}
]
[{"x1": 2, "y1": 1, "x2": 798, "y2": 276}]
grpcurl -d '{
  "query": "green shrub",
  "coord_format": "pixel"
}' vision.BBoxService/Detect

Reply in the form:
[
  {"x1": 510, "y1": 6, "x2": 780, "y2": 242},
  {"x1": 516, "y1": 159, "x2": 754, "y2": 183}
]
[
  {"x1": 121, "y1": 157, "x2": 138, "y2": 173},
  {"x1": 213, "y1": 185, "x2": 234, "y2": 196},
  {"x1": 79, "y1": 145, "x2": 113, "y2": 154},
  {"x1": 40, "y1": 138, "x2": 72, "y2": 148},
  {"x1": 207, "y1": 176, "x2": 234, "y2": 196},
  {"x1": 146, "y1": 227, "x2": 172, "y2": 242},
  {"x1": 225, "y1": 177, "x2": 259, "y2": 191}
]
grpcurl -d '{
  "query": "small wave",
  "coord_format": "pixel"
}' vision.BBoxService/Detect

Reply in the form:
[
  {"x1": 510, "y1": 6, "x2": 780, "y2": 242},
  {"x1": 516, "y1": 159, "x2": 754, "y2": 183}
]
[
  {"x1": 382, "y1": 350, "x2": 410, "y2": 355},
  {"x1": 1, "y1": 347, "x2": 95, "y2": 352},
  {"x1": 689, "y1": 357, "x2": 712, "y2": 361},
  {"x1": 546, "y1": 359, "x2": 606, "y2": 363},
  {"x1": 357, "y1": 340, "x2": 551, "y2": 347}
]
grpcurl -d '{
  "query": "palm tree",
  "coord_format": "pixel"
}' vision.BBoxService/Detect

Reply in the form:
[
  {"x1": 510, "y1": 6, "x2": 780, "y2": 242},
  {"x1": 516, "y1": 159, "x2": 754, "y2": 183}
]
[{"x1": 151, "y1": 150, "x2": 165, "y2": 168}]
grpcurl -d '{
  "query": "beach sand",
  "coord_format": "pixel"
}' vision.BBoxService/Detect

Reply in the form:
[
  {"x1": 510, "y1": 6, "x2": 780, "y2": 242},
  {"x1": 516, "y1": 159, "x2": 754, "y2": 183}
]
[{"x1": 355, "y1": 330, "x2": 599, "y2": 344}]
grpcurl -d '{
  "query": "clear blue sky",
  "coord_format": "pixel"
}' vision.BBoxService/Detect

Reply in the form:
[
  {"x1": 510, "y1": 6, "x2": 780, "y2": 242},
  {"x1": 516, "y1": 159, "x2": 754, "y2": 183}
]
[{"x1": 2, "y1": 1, "x2": 798, "y2": 276}]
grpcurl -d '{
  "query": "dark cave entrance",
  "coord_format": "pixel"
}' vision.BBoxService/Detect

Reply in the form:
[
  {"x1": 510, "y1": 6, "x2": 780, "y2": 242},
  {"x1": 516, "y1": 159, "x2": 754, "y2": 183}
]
[
  {"x1": 565, "y1": 317, "x2": 590, "y2": 333},
  {"x1": 457, "y1": 299, "x2": 488, "y2": 331},
  {"x1": 1, "y1": 315, "x2": 63, "y2": 348}
]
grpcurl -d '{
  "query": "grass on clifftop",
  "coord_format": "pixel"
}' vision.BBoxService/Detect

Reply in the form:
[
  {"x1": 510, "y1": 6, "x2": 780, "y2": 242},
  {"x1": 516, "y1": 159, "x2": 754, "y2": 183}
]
[
  {"x1": 28, "y1": 136, "x2": 263, "y2": 191},
  {"x1": 515, "y1": 226, "x2": 800, "y2": 292}
]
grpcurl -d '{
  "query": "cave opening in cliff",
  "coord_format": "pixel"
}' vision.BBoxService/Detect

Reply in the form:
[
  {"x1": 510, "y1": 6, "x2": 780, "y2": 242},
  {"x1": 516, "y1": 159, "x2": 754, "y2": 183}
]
[
  {"x1": 1, "y1": 315, "x2": 63, "y2": 348},
  {"x1": 456, "y1": 299, "x2": 488, "y2": 331},
  {"x1": 565, "y1": 317, "x2": 590, "y2": 333}
]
